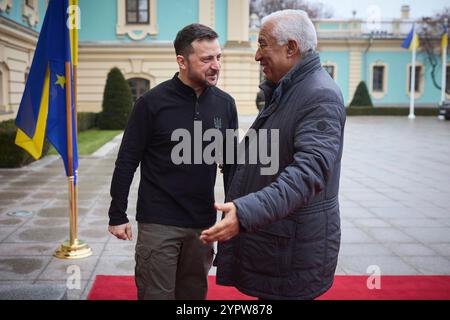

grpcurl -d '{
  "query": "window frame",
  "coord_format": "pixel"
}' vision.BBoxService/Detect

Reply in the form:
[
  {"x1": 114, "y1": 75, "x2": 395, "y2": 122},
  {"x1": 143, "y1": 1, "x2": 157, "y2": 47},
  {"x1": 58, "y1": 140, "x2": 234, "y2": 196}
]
[
  {"x1": 127, "y1": 77, "x2": 150, "y2": 102},
  {"x1": 445, "y1": 64, "x2": 450, "y2": 99},
  {"x1": 406, "y1": 63, "x2": 424, "y2": 98},
  {"x1": 117, "y1": 0, "x2": 158, "y2": 40},
  {"x1": 125, "y1": 0, "x2": 149, "y2": 25},
  {"x1": 370, "y1": 62, "x2": 388, "y2": 99},
  {"x1": 322, "y1": 61, "x2": 338, "y2": 81}
]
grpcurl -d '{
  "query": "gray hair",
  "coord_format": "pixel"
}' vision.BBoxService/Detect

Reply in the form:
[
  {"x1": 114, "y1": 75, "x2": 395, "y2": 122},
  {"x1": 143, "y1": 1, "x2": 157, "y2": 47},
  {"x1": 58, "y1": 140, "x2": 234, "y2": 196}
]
[{"x1": 261, "y1": 9, "x2": 317, "y2": 53}]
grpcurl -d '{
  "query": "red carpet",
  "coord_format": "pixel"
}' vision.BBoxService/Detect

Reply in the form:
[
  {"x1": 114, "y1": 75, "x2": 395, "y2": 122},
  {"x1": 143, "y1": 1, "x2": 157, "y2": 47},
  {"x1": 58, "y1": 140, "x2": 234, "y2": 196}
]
[{"x1": 87, "y1": 275, "x2": 450, "y2": 300}]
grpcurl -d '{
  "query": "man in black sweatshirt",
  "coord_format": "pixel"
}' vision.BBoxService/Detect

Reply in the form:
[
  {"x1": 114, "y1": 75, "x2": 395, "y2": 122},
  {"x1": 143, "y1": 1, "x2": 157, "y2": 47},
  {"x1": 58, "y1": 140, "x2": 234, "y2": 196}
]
[{"x1": 107, "y1": 24, "x2": 238, "y2": 300}]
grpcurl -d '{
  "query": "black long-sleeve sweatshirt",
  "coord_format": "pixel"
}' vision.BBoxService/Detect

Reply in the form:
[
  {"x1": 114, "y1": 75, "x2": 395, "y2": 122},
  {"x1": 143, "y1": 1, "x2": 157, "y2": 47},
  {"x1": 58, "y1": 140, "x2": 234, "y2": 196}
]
[{"x1": 108, "y1": 73, "x2": 238, "y2": 228}]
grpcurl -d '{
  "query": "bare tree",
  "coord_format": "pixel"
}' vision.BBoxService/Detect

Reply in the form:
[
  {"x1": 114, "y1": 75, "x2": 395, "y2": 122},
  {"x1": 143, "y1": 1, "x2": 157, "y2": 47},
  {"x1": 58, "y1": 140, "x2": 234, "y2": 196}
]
[
  {"x1": 250, "y1": 0, "x2": 333, "y2": 22},
  {"x1": 420, "y1": 7, "x2": 449, "y2": 94}
]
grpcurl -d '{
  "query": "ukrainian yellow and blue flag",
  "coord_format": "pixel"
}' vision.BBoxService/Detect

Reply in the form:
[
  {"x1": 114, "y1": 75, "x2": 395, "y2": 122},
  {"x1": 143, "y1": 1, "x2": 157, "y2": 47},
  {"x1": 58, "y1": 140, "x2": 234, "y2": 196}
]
[
  {"x1": 442, "y1": 25, "x2": 448, "y2": 51},
  {"x1": 401, "y1": 25, "x2": 420, "y2": 51},
  {"x1": 15, "y1": 0, "x2": 78, "y2": 177}
]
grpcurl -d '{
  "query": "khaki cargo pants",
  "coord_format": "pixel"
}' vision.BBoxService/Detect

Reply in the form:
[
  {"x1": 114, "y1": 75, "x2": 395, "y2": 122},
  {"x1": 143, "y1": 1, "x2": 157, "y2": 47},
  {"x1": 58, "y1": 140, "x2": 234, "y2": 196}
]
[{"x1": 135, "y1": 222, "x2": 214, "y2": 300}]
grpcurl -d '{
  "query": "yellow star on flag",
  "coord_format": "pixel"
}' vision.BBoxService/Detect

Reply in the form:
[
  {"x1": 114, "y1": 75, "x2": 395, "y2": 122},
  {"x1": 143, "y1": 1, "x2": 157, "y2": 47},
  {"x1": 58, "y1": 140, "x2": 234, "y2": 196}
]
[{"x1": 55, "y1": 74, "x2": 66, "y2": 89}]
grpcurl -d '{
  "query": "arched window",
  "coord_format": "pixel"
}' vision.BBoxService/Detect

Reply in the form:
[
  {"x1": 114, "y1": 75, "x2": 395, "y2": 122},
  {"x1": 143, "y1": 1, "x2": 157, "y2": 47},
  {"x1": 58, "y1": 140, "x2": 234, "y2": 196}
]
[{"x1": 127, "y1": 78, "x2": 150, "y2": 102}]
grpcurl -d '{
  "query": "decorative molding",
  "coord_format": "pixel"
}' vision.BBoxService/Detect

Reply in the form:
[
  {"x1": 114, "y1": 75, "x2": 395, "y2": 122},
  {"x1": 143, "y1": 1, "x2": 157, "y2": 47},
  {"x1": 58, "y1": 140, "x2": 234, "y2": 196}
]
[
  {"x1": 0, "y1": 0, "x2": 12, "y2": 13},
  {"x1": 22, "y1": 0, "x2": 39, "y2": 27},
  {"x1": 124, "y1": 72, "x2": 155, "y2": 85},
  {"x1": 116, "y1": 0, "x2": 158, "y2": 41}
]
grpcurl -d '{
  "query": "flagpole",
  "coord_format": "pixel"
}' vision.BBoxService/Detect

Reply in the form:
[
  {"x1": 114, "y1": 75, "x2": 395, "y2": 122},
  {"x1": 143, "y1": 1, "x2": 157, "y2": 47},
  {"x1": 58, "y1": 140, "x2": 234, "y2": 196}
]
[
  {"x1": 408, "y1": 24, "x2": 416, "y2": 119},
  {"x1": 54, "y1": 62, "x2": 91, "y2": 259},
  {"x1": 54, "y1": 1, "x2": 91, "y2": 258},
  {"x1": 441, "y1": 18, "x2": 448, "y2": 105}
]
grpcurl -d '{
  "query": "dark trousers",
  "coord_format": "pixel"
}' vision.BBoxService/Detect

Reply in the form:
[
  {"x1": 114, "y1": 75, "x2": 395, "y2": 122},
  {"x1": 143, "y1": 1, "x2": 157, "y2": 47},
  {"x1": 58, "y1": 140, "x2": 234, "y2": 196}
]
[{"x1": 135, "y1": 222, "x2": 214, "y2": 300}]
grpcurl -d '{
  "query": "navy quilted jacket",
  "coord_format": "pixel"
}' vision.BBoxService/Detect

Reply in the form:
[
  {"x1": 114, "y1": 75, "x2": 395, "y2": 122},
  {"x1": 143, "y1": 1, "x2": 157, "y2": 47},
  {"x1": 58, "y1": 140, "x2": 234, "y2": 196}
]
[{"x1": 215, "y1": 52, "x2": 346, "y2": 300}]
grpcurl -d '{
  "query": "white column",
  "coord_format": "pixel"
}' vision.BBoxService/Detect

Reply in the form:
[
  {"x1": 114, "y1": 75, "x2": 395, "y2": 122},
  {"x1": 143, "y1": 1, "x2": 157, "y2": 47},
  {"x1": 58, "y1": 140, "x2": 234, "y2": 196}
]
[
  {"x1": 441, "y1": 19, "x2": 448, "y2": 105},
  {"x1": 408, "y1": 41, "x2": 416, "y2": 119},
  {"x1": 226, "y1": 0, "x2": 249, "y2": 46},
  {"x1": 199, "y1": 0, "x2": 215, "y2": 29}
]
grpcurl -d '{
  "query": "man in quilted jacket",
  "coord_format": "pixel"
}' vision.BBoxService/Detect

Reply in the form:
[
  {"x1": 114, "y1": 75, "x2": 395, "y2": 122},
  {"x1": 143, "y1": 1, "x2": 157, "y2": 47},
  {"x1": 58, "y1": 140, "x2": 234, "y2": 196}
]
[{"x1": 201, "y1": 9, "x2": 346, "y2": 300}]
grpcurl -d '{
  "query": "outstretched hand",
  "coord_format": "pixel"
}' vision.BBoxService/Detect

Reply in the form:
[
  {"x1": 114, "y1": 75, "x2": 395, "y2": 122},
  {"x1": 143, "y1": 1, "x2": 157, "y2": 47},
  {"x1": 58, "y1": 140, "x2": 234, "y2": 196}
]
[{"x1": 200, "y1": 202, "x2": 240, "y2": 244}]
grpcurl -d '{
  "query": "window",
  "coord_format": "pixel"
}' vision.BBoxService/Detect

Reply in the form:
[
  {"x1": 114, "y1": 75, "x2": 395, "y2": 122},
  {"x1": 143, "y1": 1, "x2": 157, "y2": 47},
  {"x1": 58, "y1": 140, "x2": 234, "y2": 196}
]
[
  {"x1": 323, "y1": 65, "x2": 335, "y2": 79},
  {"x1": 0, "y1": 69, "x2": 4, "y2": 112},
  {"x1": 446, "y1": 65, "x2": 450, "y2": 93},
  {"x1": 127, "y1": 78, "x2": 150, "y2": 102},
  {"x1": 406, "y1": 64, "x2": 424, "y2": 97},
  {"x1": 407, "y1": 65, "x2": 422, "y2": 93},
  {"x1": 126, "y1": 0, "x2": 149, "y2": 24},
  {"x1": 117, "y1": 0, "x2": 158, "y2": 40},
  {"x1": 372, "y1": 66, "x2": 384, "y2": 92}
]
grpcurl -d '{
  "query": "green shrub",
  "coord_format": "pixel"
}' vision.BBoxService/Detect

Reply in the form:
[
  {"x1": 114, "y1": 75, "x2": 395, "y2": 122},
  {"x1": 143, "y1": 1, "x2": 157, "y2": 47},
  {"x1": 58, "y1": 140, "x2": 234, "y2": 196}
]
[
  {"x1": 77, "y1": 112, "x2": 98, "y2": 132},
  {"x1": 98, "y1": 67, "x2": 133, "y2": 130},
  {"x1": 350, "y1": 81, "x2": 373, "y2": 107},
  {"x1": 0, "y1": 120, "x2": 50, "y2": 168},
  {"x1": 346, "y1": 107, "x2": 438, "y2": 116}
]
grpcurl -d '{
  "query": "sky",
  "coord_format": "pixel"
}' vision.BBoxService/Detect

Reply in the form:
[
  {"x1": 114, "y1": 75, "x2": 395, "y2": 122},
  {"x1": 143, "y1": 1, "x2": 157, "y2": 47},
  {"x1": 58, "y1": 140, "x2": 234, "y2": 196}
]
[{"x1": 316, "y1": 0, "x2": 449, "y2": 19}]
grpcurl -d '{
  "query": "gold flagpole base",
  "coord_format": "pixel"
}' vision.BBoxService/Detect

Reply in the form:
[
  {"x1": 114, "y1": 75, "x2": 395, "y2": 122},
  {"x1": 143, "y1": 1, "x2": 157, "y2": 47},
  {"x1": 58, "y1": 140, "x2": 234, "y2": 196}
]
[{"x1": 54, "y1": 239, "x2": 92, "y2": 260}]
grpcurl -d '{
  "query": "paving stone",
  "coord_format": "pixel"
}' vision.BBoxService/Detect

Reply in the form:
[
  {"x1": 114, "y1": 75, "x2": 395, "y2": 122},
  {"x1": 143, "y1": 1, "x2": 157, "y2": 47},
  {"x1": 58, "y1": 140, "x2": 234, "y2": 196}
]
[
  {"x1": 388, "y1": 218, "x2": 444, "y2": 228},
  {"x1": 0, "y1": 283, "x2": 67, "y2": 300},
  {"x1": 338, "y1": 256, "x2": 419, "y2": 275},
  {"x1": 401, "y1": 256, "x2": 450, "y2": 274},
  {"x1": 385, "y1": 243, "x2": 437, "y2": 257},
  {"x1": 366, "y1": 228, "x2": 416, "y2": 243},
  {"x1": 0, "y1": 227, "x2": 18, "y2": 241},
  {"x1": 402, "y1": 227, "x2": 450, "y2": 243},
  {"x1": 427, "y1": 244, "x2": 450, "y2": 257},
  {"x1": 339, "y1": 243, "x2": 393, "y2": 256},
  {"x1": 102, "y1": 242, "x2": 135, "y2": 256},
  {"x1": 341, "y1": 228, "x2": 375, "y2": 243},
  {"x1": 0, "y1": 243, "x2": 56, "y2": 256},
  {"x1": 5, "y1": 227, "x2": 68, "y2": 243},
  {"x1": 92, "y1": 256, "x2": 135, "y2": 275},
  {"x1": 353, "y1": 218, "x2": 391, "y2": 228},
  {"x1": 37, "y1": 256, "x2": 99, "y2": 281},
  {"x1": 0, "y1": 256, "x2": 51, "y2": 280}
]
